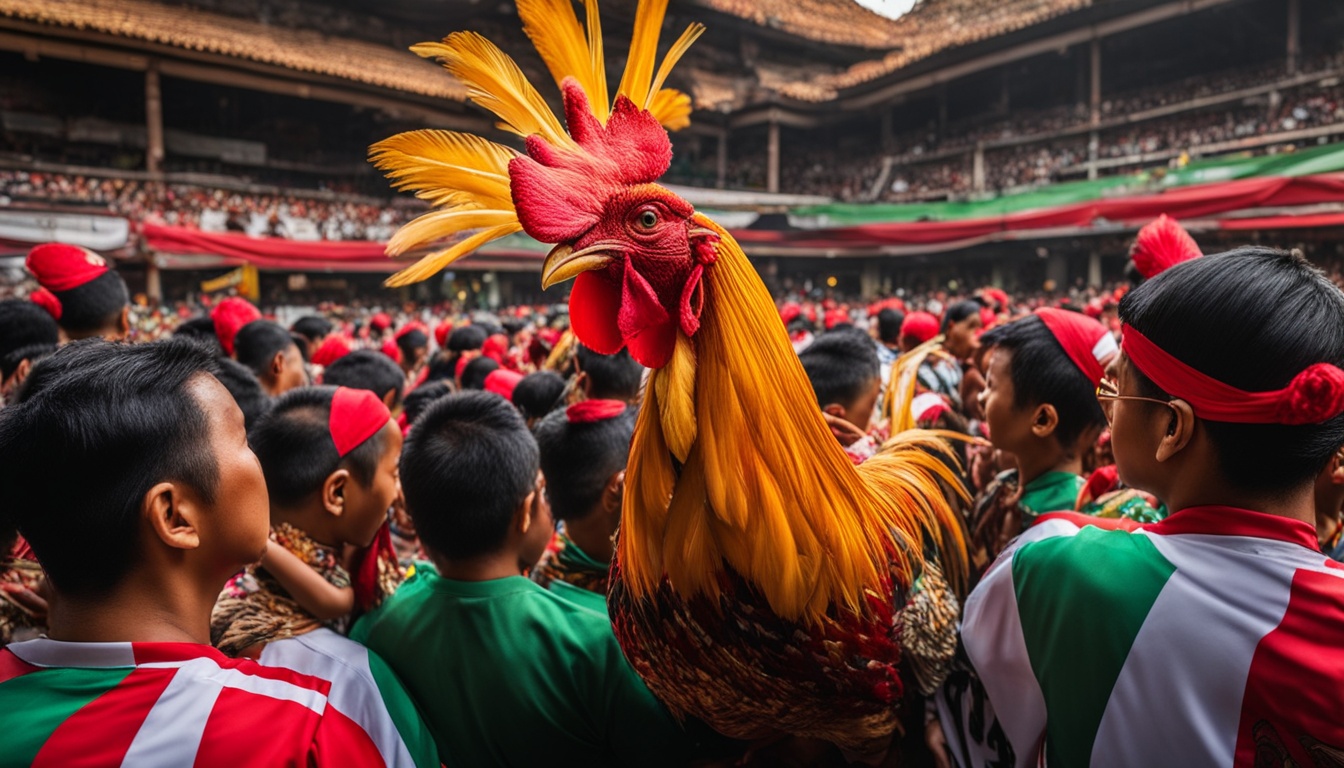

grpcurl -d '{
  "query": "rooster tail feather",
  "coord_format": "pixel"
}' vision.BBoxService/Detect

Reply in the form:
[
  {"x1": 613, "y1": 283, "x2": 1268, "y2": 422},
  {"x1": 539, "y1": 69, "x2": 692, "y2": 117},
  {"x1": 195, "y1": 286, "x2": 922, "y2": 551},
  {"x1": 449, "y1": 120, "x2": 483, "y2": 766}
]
[
  {"x1": 517, "y1": 0, "x2": 609, "y2": 123},
  {"x1": 620, "y1": 379, "x2": 677, "y2": 594},
  {"x1": 884, "y1": 335, "x2": 946, "y2": 432},
  {"x1": 655, "y1": 333, "x2": 698, "y2": 463}
]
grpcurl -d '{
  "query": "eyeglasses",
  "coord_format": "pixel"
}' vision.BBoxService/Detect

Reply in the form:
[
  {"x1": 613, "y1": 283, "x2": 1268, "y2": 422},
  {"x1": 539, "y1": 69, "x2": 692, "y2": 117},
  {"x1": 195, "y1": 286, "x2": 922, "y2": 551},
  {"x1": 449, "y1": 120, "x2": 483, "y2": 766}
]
[{"x1": 1095, "y1": 378, "x2": 1175, "y2": 424}]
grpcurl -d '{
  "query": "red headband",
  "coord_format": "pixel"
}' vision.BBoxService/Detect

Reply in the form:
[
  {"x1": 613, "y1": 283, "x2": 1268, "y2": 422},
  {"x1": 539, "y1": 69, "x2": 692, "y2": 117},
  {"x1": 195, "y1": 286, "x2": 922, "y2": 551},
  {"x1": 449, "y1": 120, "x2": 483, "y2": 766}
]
[
  {"x1": 566, "y1": 399, "x2": 627, "y2": 424},
  {"x1": 1121, "y1": 325, "x2": 1344, "y2": 425},
  {"x1": 1036, "y1": 308, "x2": 1117, "y2": 386},
  {"x1": 329, "y1": 387, "x2": 392, "y2": 457}
]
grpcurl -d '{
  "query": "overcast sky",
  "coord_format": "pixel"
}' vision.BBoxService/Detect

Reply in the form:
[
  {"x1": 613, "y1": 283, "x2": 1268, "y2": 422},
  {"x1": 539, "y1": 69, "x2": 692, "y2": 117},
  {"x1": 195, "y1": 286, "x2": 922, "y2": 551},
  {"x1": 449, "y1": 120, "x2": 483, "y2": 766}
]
[{"x1": 854, "y1": 0, "x2": 917, "y2": 18}]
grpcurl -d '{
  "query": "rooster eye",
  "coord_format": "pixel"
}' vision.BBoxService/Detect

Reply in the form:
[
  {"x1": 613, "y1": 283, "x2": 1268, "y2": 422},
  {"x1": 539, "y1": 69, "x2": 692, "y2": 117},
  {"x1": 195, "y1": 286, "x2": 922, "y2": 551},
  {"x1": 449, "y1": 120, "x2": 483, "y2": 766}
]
[{"x1": 637, "y1": 210, "x2": 658, "y2": 229}]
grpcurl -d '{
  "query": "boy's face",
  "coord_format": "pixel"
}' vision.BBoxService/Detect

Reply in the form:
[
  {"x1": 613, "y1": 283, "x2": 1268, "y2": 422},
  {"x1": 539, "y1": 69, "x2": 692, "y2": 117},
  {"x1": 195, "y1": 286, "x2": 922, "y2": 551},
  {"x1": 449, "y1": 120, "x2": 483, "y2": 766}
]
[
  {"x1": 275, "y1": 344, "x2": 309, "y2": 394},
  {"x1": 1104, "y1": 354, "x2": 1172, "y2": 495},
  {"x1": 981, "y1": 347, "x2": 1035, "y2": 456},
  {"x1": 843, "y1": 376, "x2": 882, "y2": 434},
  {"x1": 191, "y1": 374, "x2": 271, "y2": 566},
  {"x1": 340, "y1": 421, "x2": 404, "y2": 548}
]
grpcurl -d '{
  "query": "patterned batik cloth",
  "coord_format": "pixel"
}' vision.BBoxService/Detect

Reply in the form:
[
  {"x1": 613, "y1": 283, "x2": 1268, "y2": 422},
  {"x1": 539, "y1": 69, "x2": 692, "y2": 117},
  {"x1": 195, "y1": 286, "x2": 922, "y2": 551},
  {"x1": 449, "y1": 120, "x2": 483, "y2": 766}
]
[
  {"x1": 0, "y1": 544, "x2": 44, "y2": 647},
  {"x1": 211, "y1": 522, "x2": 351, "y2": 657},
  {"x1": 530, "y1": 529, "x2": 610, "y2": 596}
]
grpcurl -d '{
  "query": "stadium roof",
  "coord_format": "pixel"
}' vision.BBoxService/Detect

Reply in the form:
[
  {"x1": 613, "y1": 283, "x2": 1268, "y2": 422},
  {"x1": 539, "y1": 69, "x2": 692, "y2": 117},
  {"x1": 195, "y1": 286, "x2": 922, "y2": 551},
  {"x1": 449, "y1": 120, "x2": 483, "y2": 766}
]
[{"x1": 0, "y1": 0, "x2": 466, "y2": 101}]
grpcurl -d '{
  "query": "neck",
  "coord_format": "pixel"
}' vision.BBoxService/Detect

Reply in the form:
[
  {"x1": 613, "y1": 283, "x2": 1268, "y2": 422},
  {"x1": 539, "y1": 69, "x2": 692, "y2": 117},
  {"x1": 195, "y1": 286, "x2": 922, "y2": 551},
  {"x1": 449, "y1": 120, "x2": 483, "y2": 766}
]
[
  {"x1": 429, "y1": 547, "x2": 527, "y2": 582},
  {"x1": 271, "y1": 504, "x2": 337, "y2": 547},
  {"x1": 564, "y1": 513, "x2": 614, "y2": 564},
  {"x1": 1018, "y1": 448, "x2": 1077, "y2": 488},
  {"x1": 1165, "y1": 483, "x2": 1317, "y2": 527},
  {"x1": 46, "y1": 567, "x2": 218, "y2": 644}
]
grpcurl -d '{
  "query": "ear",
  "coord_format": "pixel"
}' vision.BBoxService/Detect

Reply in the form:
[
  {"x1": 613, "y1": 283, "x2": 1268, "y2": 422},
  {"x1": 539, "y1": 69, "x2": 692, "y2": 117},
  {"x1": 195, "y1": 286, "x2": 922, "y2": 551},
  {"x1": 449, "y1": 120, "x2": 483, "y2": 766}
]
[
  {"x1": 382, "y1": 389, "x2": 398, "y2": 410},
  {"x1": 515, "y1": 488, "x2": 539, "y2": 535},
  {"x1": 11, "y1": 358, "x2": 32, "y2": 389},
  {"x1": 1330, "y1": 450, "x2": 1344, "y2": 485},
  {"x1": 1154, "y1": 399, "x2": 1196, "y2": 463},
  {"x1": 1029, "y1": 404, "x2": 1059, "y2": 438},
  {"x1": 268, "y1": 351, "x2": 286, "y2": 380},
  {"x1": 117, "y1": 305, "x2": 131, "y2": 337},
  {"x1": 602, "y1": 470, "x2": 626, "y2": 514},
  {"x1": 322, "y1": 469, "x2": 350, "y2": 517},
  {"x1": 821, "y1": 403, "x2": 847, "y2": 419},
  {"x1": 143, "y1": 481, "x2": 201, "y2": 551}
]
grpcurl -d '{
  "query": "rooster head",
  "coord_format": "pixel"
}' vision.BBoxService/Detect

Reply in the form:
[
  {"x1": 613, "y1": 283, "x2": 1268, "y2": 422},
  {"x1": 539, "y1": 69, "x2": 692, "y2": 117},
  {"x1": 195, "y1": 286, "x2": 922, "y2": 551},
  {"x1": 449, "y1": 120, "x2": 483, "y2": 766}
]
[{"x1": 520, "y1": 81, "x2": 719, "y2": 369}]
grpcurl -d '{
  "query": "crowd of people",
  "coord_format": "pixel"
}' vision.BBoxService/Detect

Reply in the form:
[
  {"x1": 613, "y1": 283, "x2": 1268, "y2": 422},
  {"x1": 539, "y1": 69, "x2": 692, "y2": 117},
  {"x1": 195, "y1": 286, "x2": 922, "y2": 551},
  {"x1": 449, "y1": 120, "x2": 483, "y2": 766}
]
[{"x1": 0, "y1": 210, "x2": 1341, "y2": 765}]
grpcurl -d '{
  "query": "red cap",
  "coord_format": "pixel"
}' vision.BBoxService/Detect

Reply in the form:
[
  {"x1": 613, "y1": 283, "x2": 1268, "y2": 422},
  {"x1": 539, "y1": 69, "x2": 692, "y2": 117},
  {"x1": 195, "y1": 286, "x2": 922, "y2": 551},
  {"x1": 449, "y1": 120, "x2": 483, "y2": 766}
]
[
  {"x1": 329, "y1": 386, "x2": 392, "y2": 457},
  {"x1": 434, "y1": 322, "x2": 453, "y2": 348},
  {"x1": 824, "y1": 309, "x2": 848, "y2": 330},
  {"x1": 380, "y1": 338, "x2": 402, "y2": 364},
  {"x1": 211, "y1": 297, "x2": 261, "y2": 357},
  {"x1": 30, "y1": 288, "x2": 62, "y2": 320},
  {"x1": 867, "y1": 297, "x2": 906, "y2": 317},
  {"x1": 780, "y1": 303, "x2": 802, "y2": 325},
  {"x1": 900, "y1": 312, "x2": 940, "y2": 344},
  {"x1": 26, "y1": 243, "x2": 110, "y2": 292},
  {"x1": 565, "y1": 399, "x2": 627, "y2": 423},
  {"x1": 484, "y1": 368, "x2": 523, "y2": 400},
  {"x1": 395, "y1": 322, "x2": 428, "y2": 341},
  {"x1": 311, "y1": 335, "x2": 352, "y2": 367},
  {"x1": 1034, "y1": 308, "x2": 1117, "y2": 386},
  {"x1": 1132, "y1": 215, "x2": 1201, "y2": 280},
  {"x1": 482, "y1": 333, "x2": 509, "y2": 363},
  {"x1": 369, "y1": 312, "x2": 392, "y2": 332}
]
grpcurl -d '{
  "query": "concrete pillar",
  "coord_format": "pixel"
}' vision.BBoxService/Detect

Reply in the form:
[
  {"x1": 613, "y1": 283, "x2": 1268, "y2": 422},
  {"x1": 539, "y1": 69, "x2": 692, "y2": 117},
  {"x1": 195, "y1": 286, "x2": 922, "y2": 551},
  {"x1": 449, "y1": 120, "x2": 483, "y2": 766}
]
[
  {"x1": 146, "y1": 260, "x2": 162, "y2": 303},
  {"x1": 860, "y1": 261, "x2": 881, "y2": 299},
  {"x1": 880, "y1": 109, "x2": 894, "y2": 153},
  {"x1": 1287, "y1": 0, "x2": 1301, "y2": 76},
  {"x1": 1087, "y1": 251, "x2": 1103, "y2": 288},
  {"x1": 1088, "y1": 129, "x2": 1099, "y2": 181},
  {"x1": 973, "y1": 142, "x2": 986, "y2": 193},
  {"x1": 767, "y1": 120, "x2": 780, "y2": 194},
  {"x1": 990, "y1": 262, "x2": 1005, "y2": 289},
  {"x1": 716, "y1": 129, "x2": 729, "y2": 189},
  {"x1": 1046, "y1": 253, "x2": 1068, "y2": 288},
  {"x1": 145, "y1": 63, "x2": 164, "y2": 176},
  {"x1": 1089, "y1": 37, "x2": 1102, "y2": 127}
]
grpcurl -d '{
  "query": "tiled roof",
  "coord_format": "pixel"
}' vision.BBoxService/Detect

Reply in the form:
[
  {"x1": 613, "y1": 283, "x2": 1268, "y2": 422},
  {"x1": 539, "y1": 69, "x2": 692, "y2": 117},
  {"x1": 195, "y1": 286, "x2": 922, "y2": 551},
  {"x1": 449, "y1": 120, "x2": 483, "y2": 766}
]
[
  {"x1": 690, "y1": 0, "x2": 909, "y2": 49},
  {"x1": 0, "y1": 0, "x2": 466, "y2": 101}
]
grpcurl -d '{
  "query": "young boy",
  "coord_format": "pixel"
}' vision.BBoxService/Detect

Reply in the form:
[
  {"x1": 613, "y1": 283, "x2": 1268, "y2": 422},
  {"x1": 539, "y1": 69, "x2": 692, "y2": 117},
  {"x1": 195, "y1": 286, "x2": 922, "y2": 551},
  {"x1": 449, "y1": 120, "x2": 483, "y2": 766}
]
[
  {"x1": 968, "y1": 308, "x2": 1112, "y2": 564},
  {"x1": 234, "y1": 319, "x2": 309, "y2": 397},
  {"x1": 0, "y1": 340, "x2": 403, "y2": 765},
  {"x1": 799, "y1": 329, "x2": 884, "y2": 463},
  {"x1": 352, "y1": 391, "x2": 693, "y2": 766},
  {"x1": 574, "y1": 343, "x2": 644, "y2": 404},
  {"x1": 0, "y1": 299, "x2": 59, "y2": 403},
  {"x1": 530, "y1": 399, "x2": 635, "y2": 611},
  {"x1": 25, "y1": 243, "x2": 130, "y2": 342},
  {"x1": 323, "y1": 349, "x2": 406, "y2": 411},
  {"x1": 210, "y1": 385, "x2": 435, "y2": 767},
  {"x1": 947, "y1": 247, "x2": 1344, "y2": 767}
]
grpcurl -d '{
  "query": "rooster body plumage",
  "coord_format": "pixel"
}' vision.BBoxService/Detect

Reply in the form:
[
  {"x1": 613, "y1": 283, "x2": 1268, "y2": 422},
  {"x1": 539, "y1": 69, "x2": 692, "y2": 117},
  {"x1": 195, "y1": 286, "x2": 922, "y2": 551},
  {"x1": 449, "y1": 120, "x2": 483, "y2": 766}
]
[{"x1": 373, "y1": 0, "x2": 967, "y2": 752}]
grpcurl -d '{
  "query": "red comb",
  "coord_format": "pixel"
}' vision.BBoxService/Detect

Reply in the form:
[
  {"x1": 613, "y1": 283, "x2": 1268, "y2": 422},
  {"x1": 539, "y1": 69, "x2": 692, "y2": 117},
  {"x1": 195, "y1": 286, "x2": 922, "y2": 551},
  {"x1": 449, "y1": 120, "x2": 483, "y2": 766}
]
[
  {"x1": 565, "y1": 399, "x2": 627, "y2": 424},
  {"x1": 329, "y1": 386, "x2": 391, "y2": 457},
  {"x1": 1132, "y1": 215, "x2": 1202, "y2": 279}
]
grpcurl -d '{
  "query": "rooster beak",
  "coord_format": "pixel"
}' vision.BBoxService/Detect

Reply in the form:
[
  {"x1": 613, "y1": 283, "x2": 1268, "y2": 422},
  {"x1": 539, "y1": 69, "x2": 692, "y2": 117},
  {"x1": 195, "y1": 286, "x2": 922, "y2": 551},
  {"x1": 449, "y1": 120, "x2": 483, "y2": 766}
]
[{"x1": 541, "y1": 243, "x2": 616, "y2": 290}]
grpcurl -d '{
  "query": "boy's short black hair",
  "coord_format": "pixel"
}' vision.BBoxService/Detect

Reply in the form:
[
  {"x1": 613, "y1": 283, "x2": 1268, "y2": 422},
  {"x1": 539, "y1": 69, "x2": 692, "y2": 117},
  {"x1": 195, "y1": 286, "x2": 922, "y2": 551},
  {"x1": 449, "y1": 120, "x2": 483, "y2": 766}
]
[
  {"x1": 0, "y1": 339, "x2": 220, "y2": 597},
  {"x1": 291, "y1": 315, "x2": 333, "y2": 343},
  {"x1": 446, "y1": 325, "x2": 488, "y2": 352},
  {"x1": 396, "y1": 329, "x2": 429, "y2": 359},
  {"x1": 401, "y1": 391, "x2": 539, "y2": 561},
  {"x1": 403, "y1": 380, "x2": 452, "y2": 426},
  {"x1": 534, "y1": 406, "x2": 635, "y2": 522},
  {"x1": 0, "y1": 299, "x2": 59, "y2": 379},
  {"x1": 1121, "y1": 246, "x2": 1344, "y2": 492},
  {"x1": 248, "y1": 386, "x2": 388, "y2": 507},
  {"x1": 876, "y1": 308, "x2": 905, "y2": 345},
  {"x1": 512, "y1": 370, "x2": 567, "y2": 423},
  {"x1": 576, "y1": 344, "x2": 643, "y2": 400},
  {"x1": 799, "y1": 329, "x2": 880, "y2": 409},
  {"x1": 175, "y1": 316, "x2": 223, "y2": 353},
  {"x1": 423, "y1": 351, "x2": 457, "y2": 383},
  {"x1": 979, "y1": 314, "x2": 1106, "y2": 451},
  {"x1": 52, "y1": 270, "x2": 129, "y2": 335},
  {"x1": 234, "y1": 320, "x2": 297, "y2": 377},
  {"x1": 322, "y1": 350, "x2": 405, "y2": 408},
  {"x1": 215, "y1": 357, "x2": 272, "y2": 430},
  {"x1": 461, "y1": 356, "x2": 500, "y2": 390}
]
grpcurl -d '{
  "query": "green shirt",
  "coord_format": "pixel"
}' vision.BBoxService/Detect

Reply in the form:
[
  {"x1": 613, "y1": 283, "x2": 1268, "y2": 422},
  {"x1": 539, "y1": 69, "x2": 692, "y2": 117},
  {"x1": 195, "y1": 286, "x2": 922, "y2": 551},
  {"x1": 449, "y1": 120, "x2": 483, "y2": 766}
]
[
  {"x1": 351, "y1": 566, "x2": 690, "y2": 767},
  {"x1": 1020, "y1": 471, "x2": 1087, "y2": 518}
]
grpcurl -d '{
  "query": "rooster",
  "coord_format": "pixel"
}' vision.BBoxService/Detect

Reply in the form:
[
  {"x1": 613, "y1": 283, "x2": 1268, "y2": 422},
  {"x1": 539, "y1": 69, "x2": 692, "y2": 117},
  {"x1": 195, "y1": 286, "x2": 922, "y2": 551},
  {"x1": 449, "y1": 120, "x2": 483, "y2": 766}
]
[{"x1": 372, "y1": 0, "x2": 968, "y2": 753}]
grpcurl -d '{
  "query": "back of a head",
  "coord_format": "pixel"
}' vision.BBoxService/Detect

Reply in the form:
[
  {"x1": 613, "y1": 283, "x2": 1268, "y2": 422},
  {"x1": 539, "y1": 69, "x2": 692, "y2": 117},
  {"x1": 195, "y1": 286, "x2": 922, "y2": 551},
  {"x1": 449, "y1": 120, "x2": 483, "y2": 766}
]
[
  {"x1": 576, "y1": 344, "x2": 643, "y2": 401},
  {"x1": 175, "y1": 316, "x2": 222, "y2": 351},
  {"x1": 401, "y1": 391, "x2": 538, "y2": 561},
  {"x1": 396, "y1": 328, "x2": 429, "y2": 359},
  {"x1": 799, "y1": 329, "x2": 879, "y2": 408},
  {"x1": 876, "y1": 308, "x2": 905, "y2": 345},
  {"x1": 1120, "y1": 246, "x2": 1344, "y2": 492},
  {"x1": 461, "y1": 356, "x2": 500, "y2": 390},
  {"x1": 979, "y1": 315, "x2": 1105, "y2": 449},
  {"x1": 512, "y1": 370, "x2": 567, "y2": 423},
  {"x1": 0, "y1": 299, "x2": 60, "y2": 380},
  {"x1": 234, "y1": 320, "x2": 297, "y2": 376},
  {"x1": 446, "y1": 325, "x2": 488, "y2": 353},
  {"x1": 322, "y1": 350, "x2": 405, "y2": 408},
  {"x1": 534, "y1": 404, "x2": 635, "y2": 522},
  {"x1": 0, "y1": 339, "x2": 220, "y2": 597},
  {"x1": 403, "y1": 380, "x2": 453, "y2": 427},
  {"x1": 291, "y1": 315, "x2": 333, "y2": 343},
  {"x1": 215, "y1": 357, "x2": 272, "y2": 430},
  {"x1": 248, "y1": 386, "x2": 388, "y2": 506},
  {"x1": 26, "y1": 243, "x2": 129, "y2": 338}
]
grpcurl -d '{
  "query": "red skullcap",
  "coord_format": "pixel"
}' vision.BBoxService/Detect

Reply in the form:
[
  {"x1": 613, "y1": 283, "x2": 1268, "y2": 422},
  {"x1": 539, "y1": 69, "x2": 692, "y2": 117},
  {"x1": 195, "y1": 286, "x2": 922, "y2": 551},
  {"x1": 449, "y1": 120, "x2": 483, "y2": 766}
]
[
  {"x1": 482, "y1": 334, "x2": 509, "y2": 363},
  {"x1": 434, "y1": 322, "x2": 453, "y2": 348},
  {"x1": 211, "y1": 297, "x2": 261, "y2": 358},
  {"x1": 311, "y1": 335, "x2": 352, "y2": 367},
  {"x1": 30, "y1": 288, "x2": 62, "y2": 320},
  {"x1": 566, "y1": 399, "x2": 627, "y2": 424},
  {"x1": 454, "y1": 354, "x2": 471, "y2": 380},
  {"x1": 1132, "y1": 215, "x2": 1202, "y2": 280},
  {"x1": 329, "y1": 386, "x2": 392, "y2": 457},
  {"x1": 380, "y1": 338, "x2": 402, "y2": 364},
  {"x1": 369, "y1": 313, "x2": 392, "y2": 332},
  {"x1": 824, "y1": 309, "x2": 848, "y2": 330},
  {"x1": 1122, "y1": 325, "x2": 1344, "y2": 425},
  {"x1": 901, "y1": 312, "x2": 940, "y2": 344},
  {"x1": 1035, "y1": 308, "x2": 1117, "y2": 386},
  {"x1": 484, "y1": 368, "x2": 523, "y2": 400},
  {"x1": 26, "y1": 243, "x2": 110, "y2": 292},
  {"x1": 780, "y1": 303, "x2": 802, "y2": 325},
  {"x1": 395, "y1": 322, "x2": 428, "y2": 341}
]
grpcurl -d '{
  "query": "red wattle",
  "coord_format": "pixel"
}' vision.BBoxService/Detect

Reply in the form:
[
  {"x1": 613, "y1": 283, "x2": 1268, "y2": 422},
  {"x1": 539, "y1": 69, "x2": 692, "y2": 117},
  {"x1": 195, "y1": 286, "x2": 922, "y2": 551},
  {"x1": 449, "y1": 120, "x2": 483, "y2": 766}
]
[{"x1": 569, "y1": 270, "x2": 624, "y2": 355}]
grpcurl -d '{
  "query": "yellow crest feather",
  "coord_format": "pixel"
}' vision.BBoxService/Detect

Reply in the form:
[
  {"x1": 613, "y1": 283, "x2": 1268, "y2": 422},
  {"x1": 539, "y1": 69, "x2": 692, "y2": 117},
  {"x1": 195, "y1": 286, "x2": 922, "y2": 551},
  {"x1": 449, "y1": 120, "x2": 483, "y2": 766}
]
[
  {"x1": 386, "y1": 222, "x2": 523, "y2": 288},
  {"x1": 517, "y1": 0, "x2": 610, "y2": 123},
  {"x1": 369, "y1": 130, "x2": 517, "y2": 211}
]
